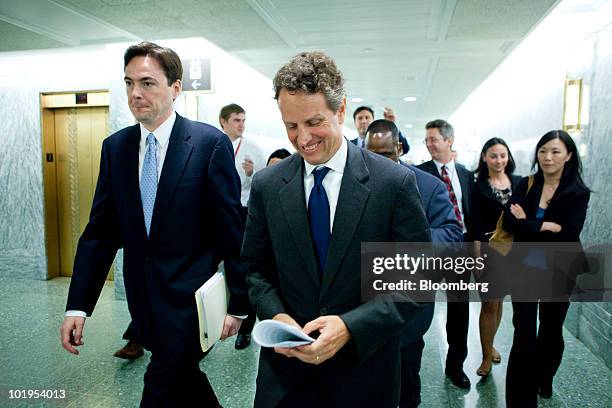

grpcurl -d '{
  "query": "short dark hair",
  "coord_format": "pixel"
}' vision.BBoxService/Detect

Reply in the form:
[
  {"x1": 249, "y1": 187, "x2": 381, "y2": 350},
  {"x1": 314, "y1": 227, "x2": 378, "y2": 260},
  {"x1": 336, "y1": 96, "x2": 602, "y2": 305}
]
[
  {"x1": 124, "y1": 41, "x2": 182, "y2": 86},
  {"x1": 475, "y1": 137, "x2": 516, "y2": 181},
  {"x1": 353, "y1": 106, "x2": 374, "y2": 121},
  {"x1": 366, "y1": 119, "x2": 399, "y2": 143},
  {"x1": 273, "y1": 51, "x2": 345, "y2": 112},
  {"x1": 425, "y1": 119, "x2": 454, "y2": 140},
  {"x1": 267, "y1": 148, "x2": 292, "y2": 165},
  {"x1": 219, "y1": 104, "x2": 245, "y2": 126}
]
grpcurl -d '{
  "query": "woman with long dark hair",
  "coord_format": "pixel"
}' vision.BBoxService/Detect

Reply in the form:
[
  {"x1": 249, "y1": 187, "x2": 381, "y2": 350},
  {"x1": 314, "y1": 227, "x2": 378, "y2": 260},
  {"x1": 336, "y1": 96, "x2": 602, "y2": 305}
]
[
  {"x1": 471, "y1": 138, "x2": 520, "y2": 378},
  {"x1": 503, "y1": 130, "x2": 590, "y2": 407}
]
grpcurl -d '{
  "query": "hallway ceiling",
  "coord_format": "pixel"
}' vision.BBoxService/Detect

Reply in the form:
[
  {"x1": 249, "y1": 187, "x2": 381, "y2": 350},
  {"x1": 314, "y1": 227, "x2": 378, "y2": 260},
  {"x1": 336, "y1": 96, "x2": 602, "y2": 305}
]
[{"x1": 0, "y1": 0, "x2": 565, "y2": 138}]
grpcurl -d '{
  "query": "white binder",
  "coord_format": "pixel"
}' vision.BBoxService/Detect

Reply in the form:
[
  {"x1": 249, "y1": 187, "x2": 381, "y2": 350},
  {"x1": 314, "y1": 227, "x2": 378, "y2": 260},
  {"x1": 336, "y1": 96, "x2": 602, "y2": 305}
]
[{"x1": 195, "y1": 271, "x2": 229, "y2": 352}]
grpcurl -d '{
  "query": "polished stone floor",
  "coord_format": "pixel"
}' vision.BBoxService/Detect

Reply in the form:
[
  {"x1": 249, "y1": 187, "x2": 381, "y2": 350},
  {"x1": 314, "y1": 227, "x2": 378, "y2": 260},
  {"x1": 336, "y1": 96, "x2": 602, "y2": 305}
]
[{"x1": 0, "y1": 277, "x2": 609, "y2": 407}]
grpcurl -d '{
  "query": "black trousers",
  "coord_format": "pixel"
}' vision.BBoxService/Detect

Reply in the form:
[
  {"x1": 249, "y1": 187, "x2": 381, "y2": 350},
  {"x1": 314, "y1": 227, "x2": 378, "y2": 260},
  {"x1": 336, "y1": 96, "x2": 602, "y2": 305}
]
[
  {"x1": 122, "y1": 320, "x2": 140, "y2": 342},
  {"x1": 238, "y1": 310, "x2": 256, "y2": 335},
  {"x1": 238, "y1": 205, "x2": 257, "y2": 336},
  {"x1": 445, "y1": 269, "x2": 471, "y2": 371},
  {"x1": 399, "y1": 338, "x2": 425, "y2": 408},
  {"x1": 506, "y1": 301, "x2": 570, "y2": 408},
  {"x1": 141, "y1": 349, "x2": 220, "y2": 408},
  {"x1": 276, "y1": 367, "x2": 333, "y2": 408}
]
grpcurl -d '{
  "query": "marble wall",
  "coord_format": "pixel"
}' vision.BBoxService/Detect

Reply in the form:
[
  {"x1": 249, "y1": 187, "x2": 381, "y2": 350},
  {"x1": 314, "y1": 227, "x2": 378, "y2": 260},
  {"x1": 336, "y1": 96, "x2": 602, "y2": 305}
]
[
  {"x1": 0, "y1": 47, "x2": 110, "y2": 280},
  {"x1": 0, "y1": 39, "x2": 287, "y2": 290},
  {"x1": 564, "y1": 27, "x2": 612, "y2": 369},
  {"x1": 449, "y1": 18, "x2": 612, "y2": 367}
]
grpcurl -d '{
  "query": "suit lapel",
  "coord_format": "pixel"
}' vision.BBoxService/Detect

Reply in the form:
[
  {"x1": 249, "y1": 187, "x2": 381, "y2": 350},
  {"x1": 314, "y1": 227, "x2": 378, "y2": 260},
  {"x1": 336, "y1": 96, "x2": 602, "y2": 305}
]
[
  {"x1": 279, "y1": 157, "x2": 321, "y2": 287},
  {"x1": 320, "y1": 143, "x2": 370, "y2": 299},
  {"x1": 149, "y1": 114, "x2": 193, "y2": 239},
  {"x1": 423, "y1": 160, "x2": 441, "y2": 181},
  {"x1": 456, "y1": 165, "x2": 471, "y2": 215},
  {"x1": 121, "y1": 125, "x2": 146, "y2": 237}
]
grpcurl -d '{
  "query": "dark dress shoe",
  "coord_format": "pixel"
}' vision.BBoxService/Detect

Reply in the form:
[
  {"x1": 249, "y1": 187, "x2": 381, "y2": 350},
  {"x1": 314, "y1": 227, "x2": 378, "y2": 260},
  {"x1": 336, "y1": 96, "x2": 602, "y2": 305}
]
[
  {"x1": 113, "y1": 340, "x2": 144, "y2": 360},
  {"x1": 538, "y1": 384, "x2": 553, "y2": 398},
  {"x1": 445, "y1": 368, "x2": 471, "y2": 389},
  {"x1": 234, "y1": 334, "x2": 251, "y2": 350}
]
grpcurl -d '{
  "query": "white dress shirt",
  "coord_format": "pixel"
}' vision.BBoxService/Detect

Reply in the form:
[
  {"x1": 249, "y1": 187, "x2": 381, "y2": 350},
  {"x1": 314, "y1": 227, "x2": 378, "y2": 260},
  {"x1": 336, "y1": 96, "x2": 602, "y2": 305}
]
[
  {"x1": 231, "y1": 136, "x2": 266, "y2": 207},
  {"x1": 433, "y1": 159, "x2": 466, "y2": 233},
  {"x1": 137, "y1": 111, "x2": 176, "y2": 183},
  {"x1": 303, "y1": 138, "x2": 348, "y2": 233}
]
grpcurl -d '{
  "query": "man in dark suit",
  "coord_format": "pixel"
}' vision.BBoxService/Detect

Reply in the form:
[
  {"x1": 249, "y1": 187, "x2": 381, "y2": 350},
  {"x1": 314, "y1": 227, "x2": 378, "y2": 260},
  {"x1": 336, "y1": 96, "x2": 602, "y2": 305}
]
[
  {"x1": 350, "y1": 105, "x2": 374, "y2": 148},
  {"x1": 243, "y1": 51, "x2": 431, "y2": 408},
  {"x1": 60, "y1": 42, "x2": 249, "y2": 407},
  {"x1": 417, "y1": 119, "x2": 474, "y2": 389},
  {"x1": 365, "y1": 119, "x2": 463, "y2": 407}
]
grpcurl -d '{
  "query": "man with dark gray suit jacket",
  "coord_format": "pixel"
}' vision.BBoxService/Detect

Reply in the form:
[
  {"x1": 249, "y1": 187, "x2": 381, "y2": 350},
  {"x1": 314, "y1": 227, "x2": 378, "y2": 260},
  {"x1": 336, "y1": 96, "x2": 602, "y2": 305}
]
[
  {"x1": 365, "y1": 119, "x2": 463, "y2": 407},
  {"x1": 242, "y1": 52, "x2": 431, "y2": 407},
  {"x1": 417, "y1": 119, "x2": 475, "y2": 389}
]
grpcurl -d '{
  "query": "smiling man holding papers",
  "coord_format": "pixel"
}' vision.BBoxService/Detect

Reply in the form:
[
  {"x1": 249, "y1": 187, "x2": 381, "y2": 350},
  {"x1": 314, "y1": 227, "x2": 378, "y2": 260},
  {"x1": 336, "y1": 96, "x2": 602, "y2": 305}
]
[{"x1": 242, "y1": 51, "x2": 431, "y2": 408}]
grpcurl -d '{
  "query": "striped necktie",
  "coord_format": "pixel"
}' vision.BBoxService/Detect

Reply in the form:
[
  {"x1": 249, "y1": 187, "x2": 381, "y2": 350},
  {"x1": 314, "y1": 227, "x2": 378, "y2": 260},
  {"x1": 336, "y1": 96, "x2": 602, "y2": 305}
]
[{"x1": 441, "y1": 165, "x2": 463, "y2": 228}]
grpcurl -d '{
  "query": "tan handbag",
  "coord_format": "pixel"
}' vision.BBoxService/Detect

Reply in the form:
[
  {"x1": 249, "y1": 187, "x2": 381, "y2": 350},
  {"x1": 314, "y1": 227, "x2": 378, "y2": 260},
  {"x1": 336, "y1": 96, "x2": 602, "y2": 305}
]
[{"x1": 489, "y1": 175, "x2": 534, "y2": 256}]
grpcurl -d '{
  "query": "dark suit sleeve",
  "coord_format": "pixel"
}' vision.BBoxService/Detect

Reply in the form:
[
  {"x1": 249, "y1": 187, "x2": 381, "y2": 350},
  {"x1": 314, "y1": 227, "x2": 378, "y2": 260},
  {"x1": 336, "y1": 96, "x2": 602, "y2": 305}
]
[
  {"x1": 503, "y1": 177, "x2": 543, "y2": 236},
  {"x1": 340, "y1": 171, "x2": 432, "y2": 363},
  {"x1": 242, "y1": 175, "x2": 287, "y2": 320},
  {"x1": 207, "y1": 135, "x2": 250, "y2": 315},
  {"x1": 66, "y1": 140, "x2": 121, "y2": 315},
  {"x1": 398, "y1": 131, "x2": 409, "y2": 154},
  {"x1": 551, "y1": 190, "x2": 590, "y2": 241},
  {"x1": 429, "y1": 179, "x2": 463, "y2": 244},
  {"x1": 471, "y1": 185, "x2": 484, "y2": 241}
]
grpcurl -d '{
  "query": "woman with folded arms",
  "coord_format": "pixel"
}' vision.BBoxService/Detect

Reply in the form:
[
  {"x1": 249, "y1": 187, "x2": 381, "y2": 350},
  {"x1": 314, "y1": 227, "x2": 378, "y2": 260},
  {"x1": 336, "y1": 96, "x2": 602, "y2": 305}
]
[
  {"x1": 472, "y1": 138, "x2": 520, "y2": 378},
  {"x1": 503, "y1": 130, "x2": 590, "y2": 407}
]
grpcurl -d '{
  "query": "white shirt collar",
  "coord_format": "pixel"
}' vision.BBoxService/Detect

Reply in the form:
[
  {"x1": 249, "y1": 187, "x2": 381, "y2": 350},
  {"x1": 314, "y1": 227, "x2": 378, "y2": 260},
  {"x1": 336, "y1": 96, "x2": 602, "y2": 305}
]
[
  {"x1": 304, "y1": 137, "x2": 348, "y2": 176},
  {"x1": 139, "y1": 111, "x2": 176, "y2": 148},
  {"x1": 433, "y1": 159, "x2": 456, "y2": 174}
]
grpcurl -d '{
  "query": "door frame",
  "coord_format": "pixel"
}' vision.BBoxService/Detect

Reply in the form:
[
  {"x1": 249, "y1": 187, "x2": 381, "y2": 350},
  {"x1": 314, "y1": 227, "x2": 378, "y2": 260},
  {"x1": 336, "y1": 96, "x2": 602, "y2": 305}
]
[{"x1": 41, "y1": 90, "x2": 110, "y2": 279}]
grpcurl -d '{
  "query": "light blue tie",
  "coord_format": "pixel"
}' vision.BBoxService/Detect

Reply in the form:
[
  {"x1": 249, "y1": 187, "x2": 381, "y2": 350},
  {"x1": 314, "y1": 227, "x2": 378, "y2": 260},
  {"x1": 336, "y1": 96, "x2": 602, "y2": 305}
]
[{"x1": 141, "y1": 133, "x2": 158, "y2": 236}]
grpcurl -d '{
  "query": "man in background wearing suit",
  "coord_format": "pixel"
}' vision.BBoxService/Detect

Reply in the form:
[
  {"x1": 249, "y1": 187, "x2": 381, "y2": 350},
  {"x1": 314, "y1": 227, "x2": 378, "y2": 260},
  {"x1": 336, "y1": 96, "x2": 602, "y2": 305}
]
[
  {"x1": 243, "y1": 51, "x2": 431, "y2": 408},
  {"x1": 350, "y1": 105, "x2": 408, "y2": 154},
  {"x1": 365, "y1": 119, "x2": 463, "y2": 407},
  {"x1": 59, "y1": 42, "x2": 249, "y2": 407},
  {"x1": 350, "y1": 105, "x2": 374, "y2": 148},
  {"x1": 417, "y1": 119, "x2": 474, "y2": 389}
]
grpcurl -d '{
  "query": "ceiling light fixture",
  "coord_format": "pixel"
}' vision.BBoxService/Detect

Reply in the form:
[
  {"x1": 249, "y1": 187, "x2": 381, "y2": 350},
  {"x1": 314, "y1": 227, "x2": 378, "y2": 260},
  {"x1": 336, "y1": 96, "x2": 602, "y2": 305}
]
[
  {"x1": 351, "y1": 97, "x2": 364, "y2": 103},
  {"x1": 404, "y1": 124, "x2": 413, "y2": 129},
  {"x1": 403, "y1": 96, "x2": 417, "y2": 102}
]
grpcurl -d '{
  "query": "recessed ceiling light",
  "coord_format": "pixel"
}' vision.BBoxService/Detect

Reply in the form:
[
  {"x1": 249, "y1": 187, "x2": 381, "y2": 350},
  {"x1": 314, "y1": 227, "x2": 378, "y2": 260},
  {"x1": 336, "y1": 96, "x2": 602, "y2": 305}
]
[
  {"x1": 351, "y1": 97, "x2": 364, "y2": 103},
  {"x1": 362, "y1": 47, "x2": 374, "y2": 53},
  {"x1": 403, "y1": 96, "x2": 417, "y2": 102},
  {"x1": 405, "y1": 124, "x2": 413, "y2": 129}
]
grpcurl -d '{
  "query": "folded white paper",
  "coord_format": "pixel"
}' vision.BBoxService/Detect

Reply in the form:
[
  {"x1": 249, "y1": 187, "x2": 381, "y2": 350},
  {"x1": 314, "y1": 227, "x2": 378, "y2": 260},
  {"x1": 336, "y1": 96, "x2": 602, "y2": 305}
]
[
  {"x1": 195, "y1": 271, "x2": 228, "y2": 352},
  {"x1": 252, "y1": 319, "x2": 315, "y2": 348}
]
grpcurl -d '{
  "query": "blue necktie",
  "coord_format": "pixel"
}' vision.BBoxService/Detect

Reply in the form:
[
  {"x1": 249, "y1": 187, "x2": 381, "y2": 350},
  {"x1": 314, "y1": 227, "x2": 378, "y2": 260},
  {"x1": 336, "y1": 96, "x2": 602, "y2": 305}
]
[
  {"x1": 308, "y1": 167, "x2": 331, "y2": 277},
  {"x1": 141, "y1": 133, "x2": 158, "y2": 236}
]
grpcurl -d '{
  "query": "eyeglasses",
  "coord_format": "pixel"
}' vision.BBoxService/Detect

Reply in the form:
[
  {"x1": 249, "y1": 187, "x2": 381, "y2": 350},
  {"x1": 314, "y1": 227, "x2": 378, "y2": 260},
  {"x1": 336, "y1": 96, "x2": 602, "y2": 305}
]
[{"x1": 423, "y1": 137, "x2": 443, "y2": 144}]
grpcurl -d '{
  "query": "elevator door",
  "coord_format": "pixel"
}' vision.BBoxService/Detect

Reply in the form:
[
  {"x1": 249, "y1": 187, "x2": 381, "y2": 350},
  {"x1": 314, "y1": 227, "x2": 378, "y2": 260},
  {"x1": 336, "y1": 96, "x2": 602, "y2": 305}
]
[{"x1": 52, "y1": 106, "x2": 112, "y2": 279}]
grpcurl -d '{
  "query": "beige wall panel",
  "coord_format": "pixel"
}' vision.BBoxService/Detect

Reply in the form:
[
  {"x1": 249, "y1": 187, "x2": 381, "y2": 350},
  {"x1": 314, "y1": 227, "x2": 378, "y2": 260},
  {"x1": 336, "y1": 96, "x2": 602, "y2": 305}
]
[
  {"x1": 54, "y1": 108, "x2": 76, "y2": 277},
  {"x1": 41, "y1": 108, "x2": 60, "y2": 279}
]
